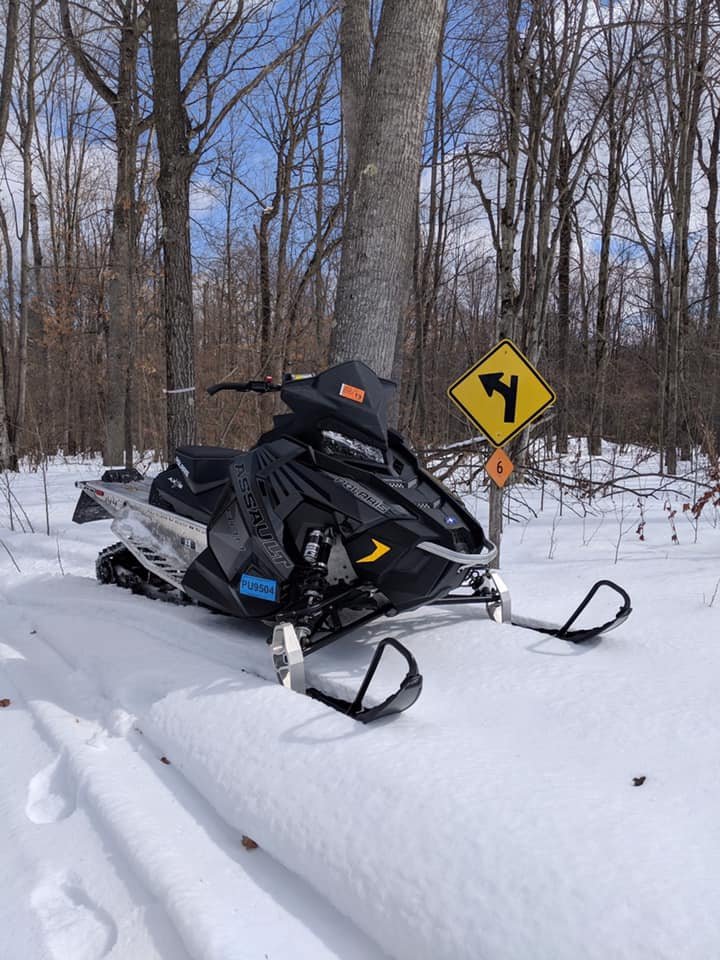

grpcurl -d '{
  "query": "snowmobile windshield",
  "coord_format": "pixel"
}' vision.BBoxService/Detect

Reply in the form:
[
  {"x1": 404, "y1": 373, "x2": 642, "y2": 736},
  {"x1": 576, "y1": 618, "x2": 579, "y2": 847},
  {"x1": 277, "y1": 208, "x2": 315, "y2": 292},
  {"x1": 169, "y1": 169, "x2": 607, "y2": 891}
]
[
  {"x1": 279, "y1": 361, "x2": 394, "y2": 449},
  {"x1": 320, "y1": 430, "x2": 385, "y2": 464}
]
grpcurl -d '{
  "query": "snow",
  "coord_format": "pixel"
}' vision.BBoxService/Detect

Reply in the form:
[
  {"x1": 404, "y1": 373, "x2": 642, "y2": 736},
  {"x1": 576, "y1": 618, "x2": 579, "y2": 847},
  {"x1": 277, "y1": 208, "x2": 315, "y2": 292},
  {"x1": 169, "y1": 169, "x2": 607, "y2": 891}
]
[{"x1": 1, "y1": 449, "x2": 719, "y2": 960}]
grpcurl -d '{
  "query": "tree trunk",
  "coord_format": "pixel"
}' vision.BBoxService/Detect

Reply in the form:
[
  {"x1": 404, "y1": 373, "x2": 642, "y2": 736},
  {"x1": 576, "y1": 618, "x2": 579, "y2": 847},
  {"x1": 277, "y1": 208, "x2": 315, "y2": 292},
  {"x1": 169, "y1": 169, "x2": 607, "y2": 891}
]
[
  {"x1": 411, "y1": 40, "x2": 444, "y2": 441},
  {"x1": 28, "y1": 189, "x2": 46, "y2": 424},
  {"x1": 60, "y1": 0, "x2": 144, "y2": 466},
  {"x1": 340, "y1": 0, "x2": 371, "y2": 189},
  {"x1": 330, "y1": 0, "x2": 445, "y2": 378},
  {"x1": 589, "y1": 123, "x2": 621, "y2": 457},
  {"x1": 13, "y1": 0, "x2": 39, "y2": 465},
  {"x1": 0, "y1": 0, "x2": 18, "y2": 469},
  {"x1": 106, "y1": 108, "x2": 137, "y2": 466},
  {"x1": 699, "y1": 107, "x2": 720, "y2": 336},
  {"x1": 257, "y1": 202, "x2": 276, "y2": 373},
  {"x1": 663, "y1": 0, "x2": 708, "y2": 473},
  {"x1": 150, "y1": 0, "x2": 196, "y2": 456},
  {"x1": 556, "y1": 135, "x2": 571, "y2": 455}
]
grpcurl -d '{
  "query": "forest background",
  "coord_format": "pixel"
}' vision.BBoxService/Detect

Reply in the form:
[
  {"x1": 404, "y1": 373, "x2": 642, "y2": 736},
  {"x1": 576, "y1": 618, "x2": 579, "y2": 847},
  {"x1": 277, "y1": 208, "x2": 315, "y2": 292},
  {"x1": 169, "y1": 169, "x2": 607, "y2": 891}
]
[{"x1": 0, "y1": 0, "x2": 718, "y2": 477}]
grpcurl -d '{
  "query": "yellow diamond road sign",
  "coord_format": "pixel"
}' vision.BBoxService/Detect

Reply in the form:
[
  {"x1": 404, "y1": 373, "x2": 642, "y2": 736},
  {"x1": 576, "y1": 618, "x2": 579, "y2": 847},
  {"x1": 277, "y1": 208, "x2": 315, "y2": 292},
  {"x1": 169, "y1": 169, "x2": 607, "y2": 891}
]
[{"x1": 447, "y1": 339, "x2": 556, "y2": 447}]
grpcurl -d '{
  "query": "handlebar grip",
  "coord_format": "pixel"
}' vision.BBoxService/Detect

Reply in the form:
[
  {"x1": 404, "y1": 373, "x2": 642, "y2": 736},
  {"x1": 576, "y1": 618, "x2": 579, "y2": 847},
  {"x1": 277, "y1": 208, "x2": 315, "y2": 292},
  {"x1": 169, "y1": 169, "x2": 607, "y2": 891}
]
[
  {"x1": 207, "y1": 382, "x2": 248, "y2": 396},
  {"x1": 206, "y1": 380, "x2": 282, "y2": 396}
]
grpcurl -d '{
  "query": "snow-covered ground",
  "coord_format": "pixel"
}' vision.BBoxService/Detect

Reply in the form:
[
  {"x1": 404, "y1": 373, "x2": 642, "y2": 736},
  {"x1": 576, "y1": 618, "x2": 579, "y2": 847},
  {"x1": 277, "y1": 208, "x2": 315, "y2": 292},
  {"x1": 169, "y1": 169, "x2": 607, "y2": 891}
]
[{"x1": 1, "y1": 448, "x2": 719, "y2": 960}]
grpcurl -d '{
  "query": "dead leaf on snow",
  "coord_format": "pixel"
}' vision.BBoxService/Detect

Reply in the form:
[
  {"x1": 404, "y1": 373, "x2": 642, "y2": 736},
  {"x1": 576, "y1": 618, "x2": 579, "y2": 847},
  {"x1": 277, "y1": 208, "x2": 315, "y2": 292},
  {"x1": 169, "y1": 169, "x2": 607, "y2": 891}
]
[
  {"x1": 632, "y1": 776, "x2": 646, "y2": 787},
  {"x1": 160, "y1": 756, "x2": 171, "y2": 765},
  {"x1": 0, "y1": 698, "x2": 11, "y2": 708},
  {"x1": 241, "y1": 836, "x2": 258, "y2": 850}
]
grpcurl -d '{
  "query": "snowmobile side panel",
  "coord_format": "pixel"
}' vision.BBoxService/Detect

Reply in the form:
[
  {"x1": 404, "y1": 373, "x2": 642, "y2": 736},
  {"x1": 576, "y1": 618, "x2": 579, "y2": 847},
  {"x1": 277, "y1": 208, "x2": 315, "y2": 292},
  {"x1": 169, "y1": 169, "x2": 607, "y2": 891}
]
[
  {"x1": 182, "y1": 546, "x2": 250, "y2": 615},
  {"x1": 343, "y1": 519, "x2": 457, "y2": 610},
  {"x1": 182, "y1": 447, "x2": 299, "y2": 619}
]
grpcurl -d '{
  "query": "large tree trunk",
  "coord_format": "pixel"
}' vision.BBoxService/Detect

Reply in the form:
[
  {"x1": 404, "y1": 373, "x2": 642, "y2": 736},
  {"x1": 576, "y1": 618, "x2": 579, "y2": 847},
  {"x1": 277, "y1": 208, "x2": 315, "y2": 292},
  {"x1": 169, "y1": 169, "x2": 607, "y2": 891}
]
[
  {"x1": 0, "y1": 0, "x2": 18, "y2": 469},
  {"x1": 150, "y1": 0, "x2": 196, "y2": 456},
  {"x1": 330, "y1": 0, "x2": 445, "y2": 378}
]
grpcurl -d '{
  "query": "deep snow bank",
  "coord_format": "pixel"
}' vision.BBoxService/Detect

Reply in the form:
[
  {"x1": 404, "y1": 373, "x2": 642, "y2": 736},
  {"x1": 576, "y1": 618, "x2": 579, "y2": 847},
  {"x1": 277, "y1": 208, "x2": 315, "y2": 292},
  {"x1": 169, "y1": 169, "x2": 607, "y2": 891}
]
[{"x1": 5, "y1": 563, "x2": 720, "y2": 960}]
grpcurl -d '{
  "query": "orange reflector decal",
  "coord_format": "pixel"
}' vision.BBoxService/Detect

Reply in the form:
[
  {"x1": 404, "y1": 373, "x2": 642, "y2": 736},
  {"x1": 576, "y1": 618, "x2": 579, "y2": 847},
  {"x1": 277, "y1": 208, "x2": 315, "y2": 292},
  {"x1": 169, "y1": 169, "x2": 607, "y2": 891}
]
[{"x1": 339, "y1": 383, "x2": 365, "y2": 403}]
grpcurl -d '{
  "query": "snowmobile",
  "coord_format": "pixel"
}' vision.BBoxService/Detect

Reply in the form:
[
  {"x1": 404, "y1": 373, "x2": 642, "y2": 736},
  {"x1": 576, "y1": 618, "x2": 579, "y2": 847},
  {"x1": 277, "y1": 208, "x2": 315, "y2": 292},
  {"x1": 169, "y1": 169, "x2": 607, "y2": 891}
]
[{"x1": 73, "y1": 361, "x2": 631, "y2": 723}]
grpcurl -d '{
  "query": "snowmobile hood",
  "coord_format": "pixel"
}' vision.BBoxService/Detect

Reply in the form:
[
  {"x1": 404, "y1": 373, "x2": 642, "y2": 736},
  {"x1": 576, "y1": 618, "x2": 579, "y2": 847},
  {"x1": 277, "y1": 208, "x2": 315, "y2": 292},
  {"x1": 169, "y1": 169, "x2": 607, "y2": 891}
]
[{"x1": 275, "y1": 361, "x2": 396, "y2": 449}]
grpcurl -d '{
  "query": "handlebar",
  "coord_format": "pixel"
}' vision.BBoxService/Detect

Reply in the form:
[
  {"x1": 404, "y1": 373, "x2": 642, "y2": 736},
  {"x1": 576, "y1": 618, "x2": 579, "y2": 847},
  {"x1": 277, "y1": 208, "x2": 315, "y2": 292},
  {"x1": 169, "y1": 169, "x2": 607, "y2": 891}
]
[
  {"x1": 207, "y1": 378, "x2": 282, "y2": 396},
  {"x1": 207, "y1": 373, "x2": 315, "y2": 397}
]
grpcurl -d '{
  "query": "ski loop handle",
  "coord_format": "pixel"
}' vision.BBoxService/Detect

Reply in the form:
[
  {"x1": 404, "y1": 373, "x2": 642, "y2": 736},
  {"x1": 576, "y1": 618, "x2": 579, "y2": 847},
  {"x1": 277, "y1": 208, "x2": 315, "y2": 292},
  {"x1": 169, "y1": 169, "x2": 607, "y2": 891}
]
[
  {"x1": 553, "y1": 579, "x2": 632, "y2": 643},
  {"x1": 350, "y1": 638, "x2": 417, "y2": 713},
  {"x1": 307, "y1": 637, "x2": 423, "y2": 723}
]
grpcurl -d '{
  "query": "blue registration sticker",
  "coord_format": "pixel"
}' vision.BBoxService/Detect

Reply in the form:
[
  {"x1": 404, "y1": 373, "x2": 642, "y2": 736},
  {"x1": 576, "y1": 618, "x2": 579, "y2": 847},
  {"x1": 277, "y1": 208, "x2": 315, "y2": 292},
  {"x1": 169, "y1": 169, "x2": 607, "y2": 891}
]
[{"x1": 239, "y1": 573, "x2": 278, "y2": 602}]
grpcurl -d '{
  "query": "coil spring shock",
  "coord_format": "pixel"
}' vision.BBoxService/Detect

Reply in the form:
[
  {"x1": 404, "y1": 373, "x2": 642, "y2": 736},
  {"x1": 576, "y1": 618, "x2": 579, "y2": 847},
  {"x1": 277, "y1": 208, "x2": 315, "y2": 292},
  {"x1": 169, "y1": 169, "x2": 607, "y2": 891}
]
[{"x1": 295, "y1": 527, "x2": 334, "y2": 646}]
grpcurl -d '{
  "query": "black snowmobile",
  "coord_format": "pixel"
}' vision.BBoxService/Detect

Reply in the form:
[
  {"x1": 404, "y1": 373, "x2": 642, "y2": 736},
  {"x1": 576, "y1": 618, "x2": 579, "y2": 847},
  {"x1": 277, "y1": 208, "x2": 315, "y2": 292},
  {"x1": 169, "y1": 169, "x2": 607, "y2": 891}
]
[{"x1": 73, "y1": 361, "x2": 631, "y2": 722}]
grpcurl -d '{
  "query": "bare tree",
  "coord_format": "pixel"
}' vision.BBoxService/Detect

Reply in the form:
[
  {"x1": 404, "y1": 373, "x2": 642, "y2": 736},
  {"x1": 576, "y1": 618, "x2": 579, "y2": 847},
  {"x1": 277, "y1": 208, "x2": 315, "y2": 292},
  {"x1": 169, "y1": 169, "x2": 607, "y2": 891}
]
[
  {"x1": 585, "y1": 0, "x2": 642, "y2": 455},
  {"x1": 245, "y1": 24, "x2": 338, "y2": 374},
  {"x1": 60, "y1": 0, "x2": 151, "y2": 466},
  {"x1": 663, "y1": 0, "x2": 710, "y2": 472},
  {"x1": 0, "y1": 0, "x2": 19, "y2": 469},
  {"x1": 149, "y1": 0, "x2": 336, "y2": 456},
  {"x1": 331, "y1": 0, "x2": 446, "y2": 377},
  {"x1": 9, "y1": 0, "x2": 49, "y2": 467}
]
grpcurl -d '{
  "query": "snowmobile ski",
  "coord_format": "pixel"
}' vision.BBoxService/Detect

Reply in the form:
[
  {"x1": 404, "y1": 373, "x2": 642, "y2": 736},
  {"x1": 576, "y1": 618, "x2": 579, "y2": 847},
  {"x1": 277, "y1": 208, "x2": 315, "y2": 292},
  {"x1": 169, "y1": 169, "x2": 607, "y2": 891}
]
[
  {"x1": 272, "y1": 623, "x2": 422, "y2": 722},
  {"x1": 437, "y1": 572, "x2": 632, "y2": 642},
  {"x1": 73, "y1": 362, "x2": 632, "y2": 722}
]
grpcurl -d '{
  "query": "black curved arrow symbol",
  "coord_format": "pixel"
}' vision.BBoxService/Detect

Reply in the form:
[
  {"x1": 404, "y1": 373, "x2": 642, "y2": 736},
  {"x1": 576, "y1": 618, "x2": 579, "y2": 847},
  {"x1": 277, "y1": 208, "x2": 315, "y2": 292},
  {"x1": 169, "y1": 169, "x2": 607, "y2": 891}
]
[{"x1": 479, "y1": 372, "x2": 518, "y2": 423}]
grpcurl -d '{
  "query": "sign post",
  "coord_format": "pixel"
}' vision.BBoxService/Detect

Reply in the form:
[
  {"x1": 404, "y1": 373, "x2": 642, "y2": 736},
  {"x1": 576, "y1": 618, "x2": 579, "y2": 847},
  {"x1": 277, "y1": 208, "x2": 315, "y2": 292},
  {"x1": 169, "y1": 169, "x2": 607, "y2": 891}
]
[{"x1": 447, "y1": 339, "x2": 556, "y2": 564}]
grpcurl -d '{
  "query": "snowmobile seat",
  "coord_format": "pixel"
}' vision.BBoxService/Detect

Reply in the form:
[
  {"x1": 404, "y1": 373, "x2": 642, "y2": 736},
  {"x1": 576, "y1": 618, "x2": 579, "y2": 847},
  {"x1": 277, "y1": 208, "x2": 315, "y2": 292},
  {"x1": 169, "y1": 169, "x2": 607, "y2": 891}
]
[{"x1": 175, "y1": 445, "x2": 241, "y2": 491}]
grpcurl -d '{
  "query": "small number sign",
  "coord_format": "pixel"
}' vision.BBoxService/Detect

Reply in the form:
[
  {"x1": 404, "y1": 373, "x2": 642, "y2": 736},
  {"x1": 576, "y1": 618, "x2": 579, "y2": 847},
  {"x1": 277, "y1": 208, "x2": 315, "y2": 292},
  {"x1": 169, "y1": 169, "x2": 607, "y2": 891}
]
[{"x1": 485, "y1": 447, "x2": 514, "y2": 488}]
